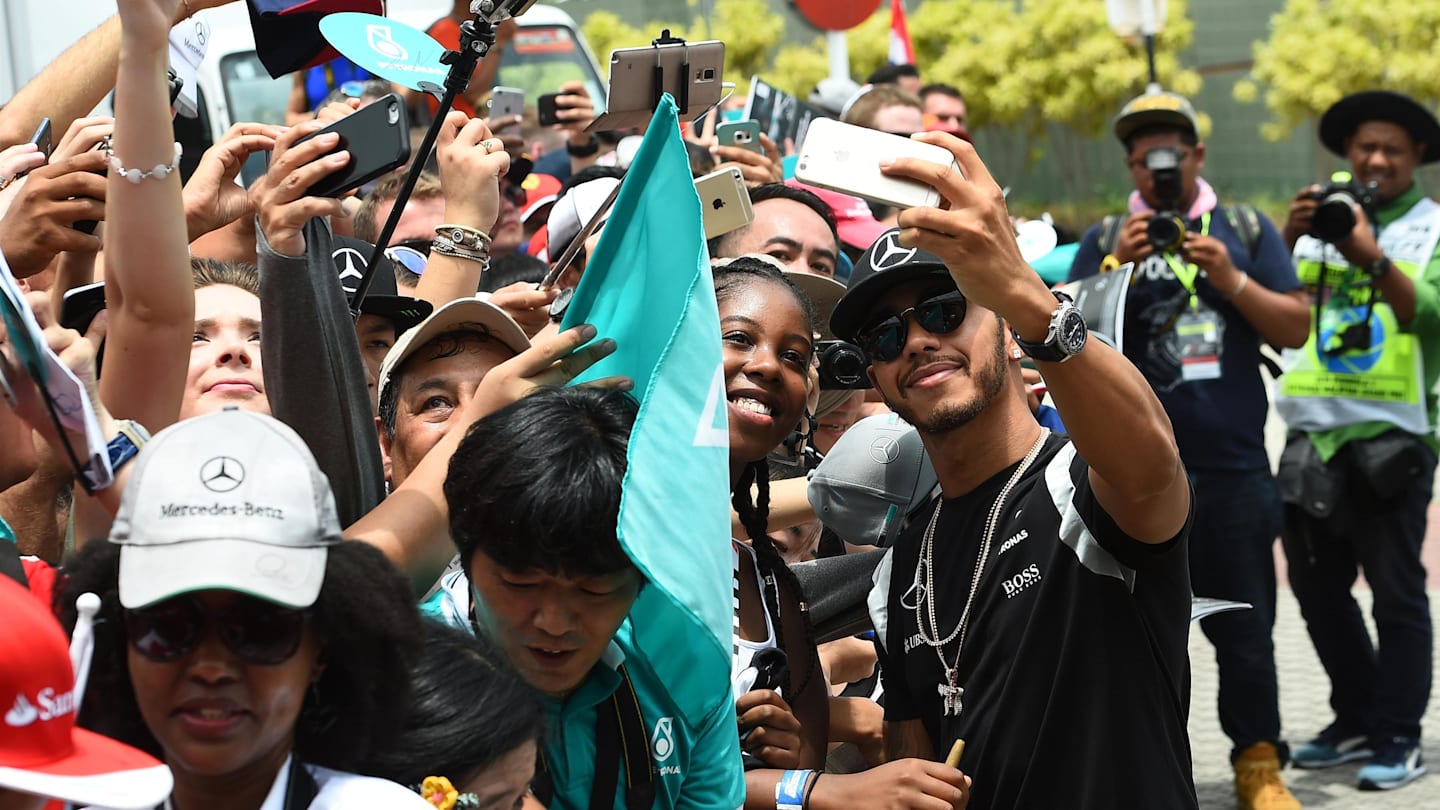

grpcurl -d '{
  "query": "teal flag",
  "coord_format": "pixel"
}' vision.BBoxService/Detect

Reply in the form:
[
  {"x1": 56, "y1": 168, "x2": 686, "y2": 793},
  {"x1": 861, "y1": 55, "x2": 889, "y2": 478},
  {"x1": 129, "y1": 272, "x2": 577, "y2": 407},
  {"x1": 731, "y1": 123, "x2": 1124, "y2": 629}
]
[{"x1": 561, "y1": 95, "x2": 734, "y2": 727}]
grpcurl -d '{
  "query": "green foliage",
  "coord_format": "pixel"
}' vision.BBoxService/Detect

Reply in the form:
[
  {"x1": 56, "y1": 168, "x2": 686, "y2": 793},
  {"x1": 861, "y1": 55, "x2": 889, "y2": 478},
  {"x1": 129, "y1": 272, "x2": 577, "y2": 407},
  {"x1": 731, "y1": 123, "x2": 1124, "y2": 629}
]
[
  {"x1": 770, "y1": 38, "x2": 832, "y2": 99},
  {"x1": 842, "y1": 0, "x2": 1202, "y2": 139},
  {"x1": 1237, "y1": 0, "x2": 1440, "y2": 141}
]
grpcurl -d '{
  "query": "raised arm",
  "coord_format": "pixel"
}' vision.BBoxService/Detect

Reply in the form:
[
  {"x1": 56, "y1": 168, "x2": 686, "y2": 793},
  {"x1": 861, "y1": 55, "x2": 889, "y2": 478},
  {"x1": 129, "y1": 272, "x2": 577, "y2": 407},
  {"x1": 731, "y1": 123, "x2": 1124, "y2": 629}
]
[
  {"x1": 96, "y1": 0, "x2": 195, "y2": 434},
  {"x1": 0, "y1": 1, "x2": 231, "y2": 149},
  {"x1": 884, "y1": 133, "x2": 1190, "y2": 545},
  {"x1": 413, "y1": 112, "x2": 509, "y2": 306}
]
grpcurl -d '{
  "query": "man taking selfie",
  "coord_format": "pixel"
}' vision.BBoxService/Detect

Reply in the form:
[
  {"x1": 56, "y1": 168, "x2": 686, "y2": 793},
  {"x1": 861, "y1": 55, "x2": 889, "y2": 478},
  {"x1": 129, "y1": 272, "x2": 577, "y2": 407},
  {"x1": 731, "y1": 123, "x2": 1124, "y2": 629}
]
[{"x1": 1068, "y1": 89, "x2": 1310, "y2": 810}]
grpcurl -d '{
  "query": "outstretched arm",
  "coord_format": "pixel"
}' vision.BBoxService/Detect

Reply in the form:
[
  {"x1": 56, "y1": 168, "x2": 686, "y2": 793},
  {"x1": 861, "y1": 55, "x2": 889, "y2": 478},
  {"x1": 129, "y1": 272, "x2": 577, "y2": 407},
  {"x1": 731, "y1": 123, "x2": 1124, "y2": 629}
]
[
  {"x1": 884, "y1": 134, "x2": 1189, "y2": 545},
  {"x1": 97, "y1": 0, "x2": 195, "y2": 434}
]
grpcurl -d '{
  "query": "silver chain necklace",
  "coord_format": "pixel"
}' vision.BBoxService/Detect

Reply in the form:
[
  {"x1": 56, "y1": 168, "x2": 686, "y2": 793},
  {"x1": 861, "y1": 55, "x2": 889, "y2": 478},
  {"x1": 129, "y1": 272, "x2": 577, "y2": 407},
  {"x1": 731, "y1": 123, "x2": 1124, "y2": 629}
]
[{"x1": 914, "y1": 428, "x2": 1050, "y2": 717}]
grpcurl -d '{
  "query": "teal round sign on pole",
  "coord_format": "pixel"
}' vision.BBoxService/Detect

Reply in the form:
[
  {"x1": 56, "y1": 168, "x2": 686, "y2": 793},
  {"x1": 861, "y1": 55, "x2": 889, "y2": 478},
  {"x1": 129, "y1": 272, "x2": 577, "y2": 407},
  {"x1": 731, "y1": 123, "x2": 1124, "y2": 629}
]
[{"x1": 319, "y1": 13, "x2": 448, "y2": 91}]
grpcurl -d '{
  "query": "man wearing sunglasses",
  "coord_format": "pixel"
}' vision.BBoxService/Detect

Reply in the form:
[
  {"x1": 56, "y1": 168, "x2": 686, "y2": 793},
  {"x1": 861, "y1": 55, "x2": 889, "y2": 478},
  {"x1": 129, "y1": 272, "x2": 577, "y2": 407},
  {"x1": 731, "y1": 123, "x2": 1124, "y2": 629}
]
[
  {"x1": 832, "y1": 133, "x2": 1195, "y2": 806},
  {"x1": 1066, "y1": 89, "x2": 1310, "y2": 810}
]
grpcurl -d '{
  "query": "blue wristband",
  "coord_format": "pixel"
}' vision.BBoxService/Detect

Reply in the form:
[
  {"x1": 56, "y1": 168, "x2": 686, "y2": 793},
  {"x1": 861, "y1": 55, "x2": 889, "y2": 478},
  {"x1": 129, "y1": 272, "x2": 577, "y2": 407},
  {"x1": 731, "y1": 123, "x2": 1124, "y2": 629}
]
[{"x1": 776, "y1": 769, "x2": 812, "y2": 810}]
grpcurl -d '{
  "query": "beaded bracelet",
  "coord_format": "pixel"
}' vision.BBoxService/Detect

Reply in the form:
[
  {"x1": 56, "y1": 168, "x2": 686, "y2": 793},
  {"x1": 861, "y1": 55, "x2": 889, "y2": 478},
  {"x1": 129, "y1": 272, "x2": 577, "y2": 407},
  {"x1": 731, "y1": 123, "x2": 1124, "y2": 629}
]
[{"x1": 107, "y1": 143, "x2": 183, "y2": 184}]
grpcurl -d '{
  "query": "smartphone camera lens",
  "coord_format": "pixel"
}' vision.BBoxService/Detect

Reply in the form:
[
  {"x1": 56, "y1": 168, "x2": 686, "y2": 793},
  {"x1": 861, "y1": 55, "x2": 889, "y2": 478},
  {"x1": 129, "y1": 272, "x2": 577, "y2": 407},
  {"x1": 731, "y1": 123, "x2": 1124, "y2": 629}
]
[
  {"x1": 701, "y1": 68, "x2": 716, "y2": 81},
  {"x1": 387, "y1": 102, "x2": 400, "y2": 125}
]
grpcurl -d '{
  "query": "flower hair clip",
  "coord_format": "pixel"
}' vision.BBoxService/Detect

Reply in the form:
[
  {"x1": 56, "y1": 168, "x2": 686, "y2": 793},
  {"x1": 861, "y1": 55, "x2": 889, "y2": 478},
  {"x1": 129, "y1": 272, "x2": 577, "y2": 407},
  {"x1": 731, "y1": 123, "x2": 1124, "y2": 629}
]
[{"x1": 418, "y1": 776, "x2": 480, "y2": 810}]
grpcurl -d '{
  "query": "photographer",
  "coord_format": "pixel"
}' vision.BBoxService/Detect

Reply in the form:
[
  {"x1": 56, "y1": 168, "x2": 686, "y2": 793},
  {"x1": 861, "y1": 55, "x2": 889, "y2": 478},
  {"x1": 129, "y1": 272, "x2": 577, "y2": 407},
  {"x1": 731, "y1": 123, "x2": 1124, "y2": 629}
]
[
  {"x1": 1276, "y1": 90, "x2": 1440, "y2": 793},
  {"x1": 1067, "y1": 90, "x2": 1309, "y2": 810}
]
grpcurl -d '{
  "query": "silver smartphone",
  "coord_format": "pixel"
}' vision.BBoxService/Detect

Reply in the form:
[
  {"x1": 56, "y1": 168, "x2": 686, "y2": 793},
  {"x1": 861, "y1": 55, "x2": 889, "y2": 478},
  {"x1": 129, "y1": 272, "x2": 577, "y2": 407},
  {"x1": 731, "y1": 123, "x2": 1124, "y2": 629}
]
[
  {"x1": 488, "y1": 86, "x2": 525, "y2": 135},
  {"x1": 590, "y1": 40, "x2": 725, "y2": 131},
  {"x1": 794, "y1": 118, "x2": 961, "y2": 210},
  {"x1": 695, "y1": 166, "x2": 753, "y2": 240}
]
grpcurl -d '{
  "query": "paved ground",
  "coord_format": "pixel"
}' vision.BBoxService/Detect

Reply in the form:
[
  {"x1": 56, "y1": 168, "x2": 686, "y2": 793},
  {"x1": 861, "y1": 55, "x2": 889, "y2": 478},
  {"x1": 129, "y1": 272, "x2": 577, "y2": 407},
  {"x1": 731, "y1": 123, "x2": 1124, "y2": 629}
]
[{"x1": 1186, "y1": 501, "x2": 1440, "y2": 808}]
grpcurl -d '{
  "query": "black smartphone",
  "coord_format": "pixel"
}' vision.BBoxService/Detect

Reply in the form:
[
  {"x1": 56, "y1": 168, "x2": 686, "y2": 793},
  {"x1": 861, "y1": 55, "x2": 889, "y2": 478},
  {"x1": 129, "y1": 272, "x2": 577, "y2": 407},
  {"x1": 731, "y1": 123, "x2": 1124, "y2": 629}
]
[
  {"x1": 537, "y1": 93, "x2": 561, "y2": 127},
  {"x1": 28, "y1": 118, "x2": 53, "y2": 161},
  {"x1": 296, "y1": 94, "x2": 412, "y2": 198}
]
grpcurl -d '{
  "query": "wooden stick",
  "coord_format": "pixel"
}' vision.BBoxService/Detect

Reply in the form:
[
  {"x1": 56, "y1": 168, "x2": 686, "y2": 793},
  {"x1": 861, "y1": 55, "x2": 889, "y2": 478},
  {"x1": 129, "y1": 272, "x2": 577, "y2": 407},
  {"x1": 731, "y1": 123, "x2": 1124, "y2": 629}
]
[{"x1": 945, "y1": 739, "x2": 966, "y2": 768}]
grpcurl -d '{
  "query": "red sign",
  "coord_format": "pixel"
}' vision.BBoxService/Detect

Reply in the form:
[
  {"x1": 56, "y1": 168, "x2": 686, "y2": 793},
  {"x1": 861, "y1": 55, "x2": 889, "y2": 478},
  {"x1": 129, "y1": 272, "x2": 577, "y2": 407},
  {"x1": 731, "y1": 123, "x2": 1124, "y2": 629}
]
[{"x1": 794, "y1": 0, "x2": 883, "y2": 31}]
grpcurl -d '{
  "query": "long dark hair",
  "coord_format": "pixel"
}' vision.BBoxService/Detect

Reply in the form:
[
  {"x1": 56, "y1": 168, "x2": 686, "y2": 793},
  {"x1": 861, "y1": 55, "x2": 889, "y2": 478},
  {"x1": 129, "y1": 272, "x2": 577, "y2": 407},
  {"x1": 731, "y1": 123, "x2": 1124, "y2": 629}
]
[
  {"x1": 57, "y1": 540, "x2": 423, "y2": 773},
  {"x1": 362, "y1": 622, "x2": 544, "y2": 789},
  {"x1": 714, "y1": 257, "x2": 821, "y2": 697}
]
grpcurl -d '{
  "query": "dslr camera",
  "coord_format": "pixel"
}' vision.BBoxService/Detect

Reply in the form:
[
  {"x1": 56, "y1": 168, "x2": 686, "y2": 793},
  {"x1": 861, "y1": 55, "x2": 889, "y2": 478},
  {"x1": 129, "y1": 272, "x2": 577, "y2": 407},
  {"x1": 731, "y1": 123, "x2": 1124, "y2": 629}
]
[
  {"x1": 1308, "y1": 171, "x2": 1379, "y2": 244},
  {"x1": 1143, "y1": 146, "x2": 1187, "y2": 253},
  {"x1": 817, "y1": 341, "x2": 872, "y2": 390}
]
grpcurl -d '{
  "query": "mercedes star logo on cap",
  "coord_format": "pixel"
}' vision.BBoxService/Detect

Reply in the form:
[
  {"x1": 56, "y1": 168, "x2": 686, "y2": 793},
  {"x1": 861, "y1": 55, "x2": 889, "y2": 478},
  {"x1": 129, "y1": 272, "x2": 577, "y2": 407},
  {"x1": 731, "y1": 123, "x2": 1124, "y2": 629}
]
[
  {"x1": 199, "y1": 456, "x2": 245, "y2": 493},
  {"x1": 870, "y1": 232, "x2": 919, "y2": 270},
  {"x1": 868, "y1": 434, "x2": 901, "y2": 464},
  {"x1": 332, "y1": 246, "x2": 367, "y2": 287}
]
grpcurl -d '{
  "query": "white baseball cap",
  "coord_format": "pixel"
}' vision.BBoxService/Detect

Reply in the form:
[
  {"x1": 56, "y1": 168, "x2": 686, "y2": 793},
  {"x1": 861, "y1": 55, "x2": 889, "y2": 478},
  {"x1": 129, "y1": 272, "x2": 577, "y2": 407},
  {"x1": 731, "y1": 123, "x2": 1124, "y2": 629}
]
[
  {"x1": 108, "y1": 409, "x2": 342, "y2": 609},
  {"x1": 377, "y1": 297, "x2": 531, "y2": 406}
]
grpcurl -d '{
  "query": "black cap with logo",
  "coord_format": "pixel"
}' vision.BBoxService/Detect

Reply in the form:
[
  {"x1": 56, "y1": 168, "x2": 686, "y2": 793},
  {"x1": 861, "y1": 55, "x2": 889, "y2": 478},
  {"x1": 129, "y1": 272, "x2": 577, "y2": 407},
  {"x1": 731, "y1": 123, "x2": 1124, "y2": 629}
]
[
  {"x1": 829, "y1": 228, "x2": 952, "y2": 341},
  {"x1": 331, "y1": 235, "x2": 431, "y2": 334}
]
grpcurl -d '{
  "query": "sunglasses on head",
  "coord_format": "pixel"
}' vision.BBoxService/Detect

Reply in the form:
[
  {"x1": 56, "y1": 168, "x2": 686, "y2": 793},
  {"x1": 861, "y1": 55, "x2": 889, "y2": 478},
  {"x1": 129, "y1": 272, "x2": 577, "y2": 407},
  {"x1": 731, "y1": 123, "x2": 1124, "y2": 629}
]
[
  {"x1": 124, "y1": 593, "x2": 310, "y2": 666},
  {"x1": 857, "y1": 290, "x2": 968, "y2": 362}
]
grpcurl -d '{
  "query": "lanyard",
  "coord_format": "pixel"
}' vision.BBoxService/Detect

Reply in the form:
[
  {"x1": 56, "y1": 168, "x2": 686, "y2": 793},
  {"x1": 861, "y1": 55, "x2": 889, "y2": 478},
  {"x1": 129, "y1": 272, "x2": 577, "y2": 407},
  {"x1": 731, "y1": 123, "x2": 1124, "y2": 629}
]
[{"x1": 1162, "y1": 211, "x2": 1212, "y2": 311}]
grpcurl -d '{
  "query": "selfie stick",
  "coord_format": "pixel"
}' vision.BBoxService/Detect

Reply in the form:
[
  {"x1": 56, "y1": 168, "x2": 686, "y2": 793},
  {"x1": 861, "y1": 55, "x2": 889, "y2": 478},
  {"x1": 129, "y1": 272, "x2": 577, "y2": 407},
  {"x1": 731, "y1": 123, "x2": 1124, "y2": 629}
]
[{"x1": 351, "y1": 0, "x2": 530, "y2": 319}]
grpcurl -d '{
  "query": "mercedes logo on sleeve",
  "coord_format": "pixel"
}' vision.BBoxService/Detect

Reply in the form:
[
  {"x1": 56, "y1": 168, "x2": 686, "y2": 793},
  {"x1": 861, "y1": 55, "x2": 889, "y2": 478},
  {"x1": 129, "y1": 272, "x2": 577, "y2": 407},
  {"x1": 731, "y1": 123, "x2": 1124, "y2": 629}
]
[
  {"x1": 869, "y1": 232, "x2": 919, "y2": 270},
  {"x1": 200, "y1": 456, "x2": 245, "y2": 493}
]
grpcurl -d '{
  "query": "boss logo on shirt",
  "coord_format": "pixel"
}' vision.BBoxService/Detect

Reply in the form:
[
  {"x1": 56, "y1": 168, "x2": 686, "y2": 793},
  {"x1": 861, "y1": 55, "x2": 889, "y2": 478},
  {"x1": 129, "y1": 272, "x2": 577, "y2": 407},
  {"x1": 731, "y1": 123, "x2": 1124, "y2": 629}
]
[{"x1": 1001, "y1": 564, "x2": 1043, "y2": 599}]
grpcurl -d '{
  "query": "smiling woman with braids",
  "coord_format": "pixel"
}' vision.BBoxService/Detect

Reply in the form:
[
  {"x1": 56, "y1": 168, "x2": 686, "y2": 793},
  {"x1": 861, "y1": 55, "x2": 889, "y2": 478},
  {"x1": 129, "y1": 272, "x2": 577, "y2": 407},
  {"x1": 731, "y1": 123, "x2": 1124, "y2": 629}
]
[{"x1": 715, "y1": 256, "x2": 971, "y2": 810}]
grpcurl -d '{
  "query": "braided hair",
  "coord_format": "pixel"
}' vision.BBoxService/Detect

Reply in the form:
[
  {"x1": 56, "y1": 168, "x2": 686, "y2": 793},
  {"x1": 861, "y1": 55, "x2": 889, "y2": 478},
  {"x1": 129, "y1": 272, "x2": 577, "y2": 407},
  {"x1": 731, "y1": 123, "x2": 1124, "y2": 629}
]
[{"x1": 714, "y1": 255, "x2": 821, "y2": 698}]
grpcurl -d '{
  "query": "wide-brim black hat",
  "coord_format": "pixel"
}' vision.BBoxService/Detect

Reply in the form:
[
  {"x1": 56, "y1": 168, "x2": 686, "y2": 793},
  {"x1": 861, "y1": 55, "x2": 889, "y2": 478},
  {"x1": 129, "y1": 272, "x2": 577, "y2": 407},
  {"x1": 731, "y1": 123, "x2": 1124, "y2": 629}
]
[
  {"x1": 1319, "y1": 90, "x2": 1440, "y2": 164},
  {"x1": 829, "y1": 228, "x2": 952, "y2": 342}
]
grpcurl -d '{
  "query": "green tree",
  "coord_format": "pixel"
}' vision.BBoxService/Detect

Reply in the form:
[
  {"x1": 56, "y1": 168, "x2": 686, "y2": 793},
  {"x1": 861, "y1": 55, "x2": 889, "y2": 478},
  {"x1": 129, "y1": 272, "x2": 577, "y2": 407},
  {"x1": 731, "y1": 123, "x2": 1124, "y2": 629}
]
[{"x1": 1235, "y1": 0, "x2": 1440, "y2": 141}]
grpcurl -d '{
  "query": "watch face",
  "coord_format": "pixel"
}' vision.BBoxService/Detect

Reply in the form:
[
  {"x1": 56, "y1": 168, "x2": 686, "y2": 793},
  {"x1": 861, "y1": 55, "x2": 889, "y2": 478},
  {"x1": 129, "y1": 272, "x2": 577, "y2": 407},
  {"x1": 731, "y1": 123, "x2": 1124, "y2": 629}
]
[{"x1": 1059, "y1": 309, "x2": 1088, "y2": 355}]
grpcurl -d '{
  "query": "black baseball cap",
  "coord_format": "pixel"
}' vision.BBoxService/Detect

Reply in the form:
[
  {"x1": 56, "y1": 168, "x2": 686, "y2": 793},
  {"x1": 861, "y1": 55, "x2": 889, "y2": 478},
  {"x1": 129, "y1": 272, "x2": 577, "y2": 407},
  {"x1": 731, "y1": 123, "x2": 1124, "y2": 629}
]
[
  {"x1": 331, "y1": 235, "x2": 431, "y2": 333},
  {"x1": 1319, "y1": 90, "x2": 1440, "y2": 164},
  {"x1": 829, "y1": 228, "x2": 952, "y2": 341}
]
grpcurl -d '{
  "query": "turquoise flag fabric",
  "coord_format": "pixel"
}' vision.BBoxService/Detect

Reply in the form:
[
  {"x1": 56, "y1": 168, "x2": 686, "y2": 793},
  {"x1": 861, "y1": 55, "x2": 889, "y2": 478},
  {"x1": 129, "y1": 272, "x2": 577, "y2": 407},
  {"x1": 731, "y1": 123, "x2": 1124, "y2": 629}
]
[{"x1": 560, "y1": 95, "x2": 733, "y2": 724}]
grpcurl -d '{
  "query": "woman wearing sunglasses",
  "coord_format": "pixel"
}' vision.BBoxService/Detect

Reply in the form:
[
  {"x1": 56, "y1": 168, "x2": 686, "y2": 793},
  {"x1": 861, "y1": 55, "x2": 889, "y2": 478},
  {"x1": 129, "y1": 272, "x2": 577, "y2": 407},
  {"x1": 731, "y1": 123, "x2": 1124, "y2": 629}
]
[{"x1": 57, "y1": 409, "x2": 430, "y2": 810}]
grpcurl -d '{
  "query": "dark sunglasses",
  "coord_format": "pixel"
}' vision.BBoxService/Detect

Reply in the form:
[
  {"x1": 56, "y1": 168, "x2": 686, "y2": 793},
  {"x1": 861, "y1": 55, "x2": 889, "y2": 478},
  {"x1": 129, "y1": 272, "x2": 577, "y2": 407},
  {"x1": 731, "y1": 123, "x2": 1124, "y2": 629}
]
[
  {"x1": 857, "y1": 290, "x2": 968, "y2": 362},
  {"x1": 124, "y1": 593, "x2": 309, "y2": 666},
  {"x1": 501, "y1": 180, "x2": 527, "y2": 207}
]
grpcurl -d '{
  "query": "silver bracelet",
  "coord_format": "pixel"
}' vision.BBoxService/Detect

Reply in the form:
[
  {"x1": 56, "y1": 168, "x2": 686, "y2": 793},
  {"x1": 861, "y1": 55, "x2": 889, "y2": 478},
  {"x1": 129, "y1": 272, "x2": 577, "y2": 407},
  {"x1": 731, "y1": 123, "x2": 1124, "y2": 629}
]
[
  {"x1": 107, "y1": 143, "x2": 182, "y2": 184},
  {"x1": 430, "y1": 236, "x2": 490, "y2": 269}
]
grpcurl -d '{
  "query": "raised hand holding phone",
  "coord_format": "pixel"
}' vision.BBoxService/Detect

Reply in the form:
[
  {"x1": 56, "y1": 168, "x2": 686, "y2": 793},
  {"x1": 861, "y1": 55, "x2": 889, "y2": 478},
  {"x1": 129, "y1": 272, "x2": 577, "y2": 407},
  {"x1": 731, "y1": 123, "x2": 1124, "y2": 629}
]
[{"x1": 249, "y1": 120, "x2": 348, "y2": 256}]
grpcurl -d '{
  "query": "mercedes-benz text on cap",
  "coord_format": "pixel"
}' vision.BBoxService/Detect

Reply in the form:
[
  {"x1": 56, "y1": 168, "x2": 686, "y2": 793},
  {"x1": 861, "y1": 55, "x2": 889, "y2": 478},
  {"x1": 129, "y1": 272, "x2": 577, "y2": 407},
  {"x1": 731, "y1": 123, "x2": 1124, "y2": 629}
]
[{"x1": 108, "y1": 409, "x2": 343, "y2": 610}]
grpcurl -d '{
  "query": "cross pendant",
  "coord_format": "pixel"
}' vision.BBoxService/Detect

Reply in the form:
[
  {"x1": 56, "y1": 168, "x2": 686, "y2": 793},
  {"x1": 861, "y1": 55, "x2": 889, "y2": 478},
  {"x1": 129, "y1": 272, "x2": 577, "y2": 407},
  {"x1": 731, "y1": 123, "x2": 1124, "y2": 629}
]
[{"x1": 937, "y1": 682, "x2": 964, "y2": 717}]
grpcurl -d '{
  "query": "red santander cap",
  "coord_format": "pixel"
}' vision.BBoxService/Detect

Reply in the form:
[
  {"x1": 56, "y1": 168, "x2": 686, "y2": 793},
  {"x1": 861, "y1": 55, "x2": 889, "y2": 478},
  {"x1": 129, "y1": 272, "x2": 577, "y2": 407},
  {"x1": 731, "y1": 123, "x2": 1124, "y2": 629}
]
[{"x1": 0, "y1": 576, "x2": 172, "y2": 808}]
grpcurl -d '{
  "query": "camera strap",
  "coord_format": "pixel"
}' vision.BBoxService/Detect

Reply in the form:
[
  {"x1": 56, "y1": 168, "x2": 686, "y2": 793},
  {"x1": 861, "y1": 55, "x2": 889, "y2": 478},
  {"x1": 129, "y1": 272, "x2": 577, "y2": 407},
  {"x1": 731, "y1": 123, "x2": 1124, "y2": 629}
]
[
  {"x1": 1162, "y1": 211, "x2": 1212, "y2": 311},
  {"x1": 531, "y1": 663, "x2": 656, "y2": 810}
]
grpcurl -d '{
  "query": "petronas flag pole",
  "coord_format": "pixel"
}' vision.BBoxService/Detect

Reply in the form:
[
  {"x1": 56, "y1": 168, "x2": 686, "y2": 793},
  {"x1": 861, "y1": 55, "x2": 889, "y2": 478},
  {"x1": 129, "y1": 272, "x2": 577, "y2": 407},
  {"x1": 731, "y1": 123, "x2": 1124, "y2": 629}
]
[{"x1": 560, "y1": 91, "x2": 738, "y2": 778}]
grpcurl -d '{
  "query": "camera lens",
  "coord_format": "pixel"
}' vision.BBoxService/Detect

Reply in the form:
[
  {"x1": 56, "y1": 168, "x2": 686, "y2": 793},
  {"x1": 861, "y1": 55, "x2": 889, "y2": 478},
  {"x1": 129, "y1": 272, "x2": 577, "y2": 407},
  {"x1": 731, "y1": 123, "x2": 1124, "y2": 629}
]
[
  {"x1": 1312, "y1": 192, "x2": 1358, "y2": 243},
  {"x1": 819, "y1": 342, "x2": 869, "y2": 389},
  {"x1": 1146, "y1": 215, "x2": 1185, "y2": 253}
]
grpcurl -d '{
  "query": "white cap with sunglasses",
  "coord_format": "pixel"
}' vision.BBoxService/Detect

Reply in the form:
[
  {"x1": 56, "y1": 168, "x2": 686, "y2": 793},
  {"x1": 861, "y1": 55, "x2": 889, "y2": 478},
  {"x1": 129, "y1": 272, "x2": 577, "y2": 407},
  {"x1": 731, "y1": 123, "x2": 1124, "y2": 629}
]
[{"x1": 109, "y1": 409, "x2": 342, "y2": 610}]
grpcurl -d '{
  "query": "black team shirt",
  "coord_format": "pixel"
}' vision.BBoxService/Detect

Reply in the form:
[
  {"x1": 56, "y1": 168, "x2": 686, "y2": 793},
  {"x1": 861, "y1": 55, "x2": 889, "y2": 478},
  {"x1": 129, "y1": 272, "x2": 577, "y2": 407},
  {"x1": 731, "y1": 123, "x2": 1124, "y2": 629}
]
[{"x1": 873, "y1": 435, "x2": 1196, "y2": 809}]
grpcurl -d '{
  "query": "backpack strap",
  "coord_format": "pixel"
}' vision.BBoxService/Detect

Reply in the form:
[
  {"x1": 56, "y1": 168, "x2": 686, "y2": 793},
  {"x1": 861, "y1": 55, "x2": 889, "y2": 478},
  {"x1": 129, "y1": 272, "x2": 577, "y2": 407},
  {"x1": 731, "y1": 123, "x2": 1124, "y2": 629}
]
[{"x1": 1222, "y1": 203, "x2": 1263, "y2": 260}]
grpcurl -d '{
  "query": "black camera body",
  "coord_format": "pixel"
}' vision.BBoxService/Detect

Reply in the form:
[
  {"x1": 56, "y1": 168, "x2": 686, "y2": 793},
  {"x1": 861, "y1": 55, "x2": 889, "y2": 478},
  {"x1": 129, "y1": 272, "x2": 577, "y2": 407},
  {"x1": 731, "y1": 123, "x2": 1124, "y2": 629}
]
[
  {"x1": 817, "y1": 341, "x2": 872, "y2": 390},
  {"x1": 1144, "y1": 146, "x2": 1187, "y2": 253},
  {"x1": 1309, "y1": 172, "x2": 1379, "y2": 244}
]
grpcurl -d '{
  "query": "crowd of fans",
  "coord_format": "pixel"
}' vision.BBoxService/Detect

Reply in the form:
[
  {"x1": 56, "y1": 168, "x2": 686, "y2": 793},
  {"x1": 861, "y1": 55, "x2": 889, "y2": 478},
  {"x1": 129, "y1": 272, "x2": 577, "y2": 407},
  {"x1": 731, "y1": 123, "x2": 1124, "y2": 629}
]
[{"x1": 0, "y1": 2, "x2": 1436, "y2": 810}]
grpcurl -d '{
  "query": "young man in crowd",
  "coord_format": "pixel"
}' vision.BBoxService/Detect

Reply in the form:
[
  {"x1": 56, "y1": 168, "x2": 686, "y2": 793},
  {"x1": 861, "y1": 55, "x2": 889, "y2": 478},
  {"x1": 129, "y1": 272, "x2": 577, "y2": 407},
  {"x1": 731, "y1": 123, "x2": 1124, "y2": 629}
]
[
  {"x1": 440, "y1": 385, "x2": 747, "y2": 809},
  {"x1": 1277, "y1": 90, "x2": 1440, "y2": 793},
  {"x1": 919, "y1": 84, "x2": 968, "y2": 140},
  {"x1": 1067, "y1": 89, "x2": 1310, "y2": 810},
  {"x1": 834, "y1": 132, "x2": 1196, "y2": 806}
]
